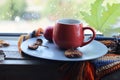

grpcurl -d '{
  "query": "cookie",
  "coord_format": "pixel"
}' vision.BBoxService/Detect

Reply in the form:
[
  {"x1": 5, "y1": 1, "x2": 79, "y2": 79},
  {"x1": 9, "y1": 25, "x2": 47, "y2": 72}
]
[
  {"x1": 65, "y1": 49, "x2": 83, "y2": 58},
  {"x1": 28, "y1": 44, "x2": 39, "y2": 50},
  {"x1": 28, "y1": 38, "x2": 44, "y2": 50},
  {"x1": 0, "y1": 40, "x2": 10, "y2": 47},
  {"x1": 34, "y1": 39, "x2": 43, "y2": 46}
]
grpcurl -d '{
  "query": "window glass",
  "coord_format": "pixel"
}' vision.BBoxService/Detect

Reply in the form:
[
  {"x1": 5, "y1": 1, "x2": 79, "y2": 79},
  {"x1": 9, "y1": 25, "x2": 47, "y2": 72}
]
[{"x1": 0, "y1": 0, "x2": 120, "y2": 34}]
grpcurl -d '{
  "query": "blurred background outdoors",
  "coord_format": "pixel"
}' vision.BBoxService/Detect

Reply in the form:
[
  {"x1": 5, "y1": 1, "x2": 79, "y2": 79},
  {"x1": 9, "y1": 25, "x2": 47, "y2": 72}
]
[{"x1": 0, "y1": 0, "x2": 120, "y2": 35}]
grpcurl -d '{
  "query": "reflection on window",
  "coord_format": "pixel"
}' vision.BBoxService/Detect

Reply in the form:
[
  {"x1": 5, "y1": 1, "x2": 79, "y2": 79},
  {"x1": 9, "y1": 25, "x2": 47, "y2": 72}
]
[{"x1": 0, "y1": 0, "x2": 120, "y2": 34}]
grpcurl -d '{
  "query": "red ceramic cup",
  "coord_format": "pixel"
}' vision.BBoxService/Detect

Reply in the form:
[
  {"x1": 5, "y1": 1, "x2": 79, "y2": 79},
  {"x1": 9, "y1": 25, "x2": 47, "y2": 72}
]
[{"x1": 53, "y1": 19, "x2": 96, "y2": 49}]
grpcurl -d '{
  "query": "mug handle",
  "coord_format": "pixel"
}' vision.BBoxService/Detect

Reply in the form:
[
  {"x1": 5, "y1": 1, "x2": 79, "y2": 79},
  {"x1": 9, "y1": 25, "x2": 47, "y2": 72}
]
[{"x1": 82, "y1": 27, "x2": 96, "y2": 46}]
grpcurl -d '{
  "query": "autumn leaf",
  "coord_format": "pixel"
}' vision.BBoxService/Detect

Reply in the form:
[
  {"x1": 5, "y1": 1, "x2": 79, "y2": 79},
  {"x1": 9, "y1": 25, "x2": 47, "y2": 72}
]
[{"x1": 81, "y1": 0, "x2": 120, "y2": 34}]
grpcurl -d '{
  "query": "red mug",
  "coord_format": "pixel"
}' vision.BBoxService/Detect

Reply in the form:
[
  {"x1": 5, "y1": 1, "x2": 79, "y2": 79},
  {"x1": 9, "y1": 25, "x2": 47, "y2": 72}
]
[{"x1": 53, "y1": 19, "x2": 96, "y2": 49}]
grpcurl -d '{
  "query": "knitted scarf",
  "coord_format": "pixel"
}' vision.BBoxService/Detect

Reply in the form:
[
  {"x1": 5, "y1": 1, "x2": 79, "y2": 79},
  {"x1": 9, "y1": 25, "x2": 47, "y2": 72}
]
[{"x1": 18, "y1": 28, "x2": 120, "y2": 80}]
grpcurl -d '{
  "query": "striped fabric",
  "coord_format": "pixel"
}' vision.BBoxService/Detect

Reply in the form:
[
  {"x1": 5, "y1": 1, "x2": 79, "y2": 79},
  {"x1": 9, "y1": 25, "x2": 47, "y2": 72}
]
[
  {"x1": 92, "y1": 54, "x2": 120, "y2": 80},
  {"x1": 18, "y1": 28, "x2": 120, "y2": 80}
]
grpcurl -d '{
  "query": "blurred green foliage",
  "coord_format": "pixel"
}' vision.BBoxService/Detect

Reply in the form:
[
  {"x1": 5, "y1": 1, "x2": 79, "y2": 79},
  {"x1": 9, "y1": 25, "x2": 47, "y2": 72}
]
[
  {"x1": 43, "y1": 0, "x2": 120, "y2": 21},
  {"x1": 80, "y1": 0, "x2": 120, "y2": 36},
  {"x1": 42, "y1": 0, "x2": 94, "y2": 21},
  {"x1": 0, "y1": 0, "x2": 26, "y2": 20},
  {"x1": 43, "y1": 0, "x2": 120, "y2": 36}
]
